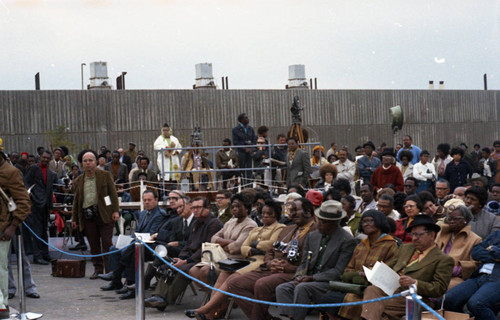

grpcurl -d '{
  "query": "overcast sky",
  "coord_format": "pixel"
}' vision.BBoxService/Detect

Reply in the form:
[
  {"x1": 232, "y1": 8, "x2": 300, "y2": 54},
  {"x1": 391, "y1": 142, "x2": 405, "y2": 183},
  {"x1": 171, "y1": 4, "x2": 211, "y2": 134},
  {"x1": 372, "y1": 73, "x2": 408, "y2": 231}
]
[{"x1": 1, "y1": 0, "x2": 499, "y2": 90}]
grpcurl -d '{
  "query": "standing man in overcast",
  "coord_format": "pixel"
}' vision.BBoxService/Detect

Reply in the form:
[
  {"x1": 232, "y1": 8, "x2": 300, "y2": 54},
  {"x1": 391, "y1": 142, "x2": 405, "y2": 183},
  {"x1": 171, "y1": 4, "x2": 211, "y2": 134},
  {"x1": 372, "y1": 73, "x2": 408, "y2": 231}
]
[
  {"x1": 232, "y1": 113, "x2": 257, "y2": 185},
  {"x1": 24, "y1": 150, "x2": 57, "y2": 265},
  {"x1": 72, "y1": 150, "x2": 119, "y2": 279}
]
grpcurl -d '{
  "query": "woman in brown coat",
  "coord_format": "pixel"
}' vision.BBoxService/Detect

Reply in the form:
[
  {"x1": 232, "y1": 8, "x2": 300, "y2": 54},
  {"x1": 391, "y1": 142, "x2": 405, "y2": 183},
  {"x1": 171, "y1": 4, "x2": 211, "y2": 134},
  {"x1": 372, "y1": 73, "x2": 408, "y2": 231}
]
[
  {"x1": 435, "y1": 205, "x2": 482, "y2": 289},
  {"x1": 185, "y1": 199, "x2": 285, "y2": 320}
]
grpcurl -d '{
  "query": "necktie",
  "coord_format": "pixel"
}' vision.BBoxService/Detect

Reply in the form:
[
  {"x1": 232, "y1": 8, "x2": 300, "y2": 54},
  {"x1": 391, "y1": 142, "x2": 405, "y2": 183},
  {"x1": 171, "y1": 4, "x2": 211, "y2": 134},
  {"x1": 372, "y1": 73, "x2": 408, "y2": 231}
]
[
  {"x1": 182, "y1": 219, "x2": 188, "y2": 236},
  {"x1": 141, "y1": 211, "x2": 150, "y2": 230},
  {"x1": 406, "y1": 250, "x2": 421, "y2": 269}
]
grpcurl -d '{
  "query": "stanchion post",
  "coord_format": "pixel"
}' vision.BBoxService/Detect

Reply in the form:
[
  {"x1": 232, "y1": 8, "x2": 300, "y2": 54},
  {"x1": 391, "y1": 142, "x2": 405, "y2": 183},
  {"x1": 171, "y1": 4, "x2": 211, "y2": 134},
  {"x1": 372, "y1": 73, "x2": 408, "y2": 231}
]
[
  {"x1": 139, "y1": 180, "x2": 144, "y2": 212},
  {"x1": 135, "y1": 241, "x2": 145, "y2": 320},
  {"x1": 16, "y1": 226, "x2": 26, "y2": 317},
  {"x1": 405, "y1": 284, "x2": 422, "y2": 320}
]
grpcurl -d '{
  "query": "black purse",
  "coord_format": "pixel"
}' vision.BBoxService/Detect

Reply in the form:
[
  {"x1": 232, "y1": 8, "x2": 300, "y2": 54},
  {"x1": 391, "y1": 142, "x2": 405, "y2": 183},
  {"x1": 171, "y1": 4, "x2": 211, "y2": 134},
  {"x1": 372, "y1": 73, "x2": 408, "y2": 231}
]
[{"x1": 218, "y1": 258, "x2": 252, "y2": 272}]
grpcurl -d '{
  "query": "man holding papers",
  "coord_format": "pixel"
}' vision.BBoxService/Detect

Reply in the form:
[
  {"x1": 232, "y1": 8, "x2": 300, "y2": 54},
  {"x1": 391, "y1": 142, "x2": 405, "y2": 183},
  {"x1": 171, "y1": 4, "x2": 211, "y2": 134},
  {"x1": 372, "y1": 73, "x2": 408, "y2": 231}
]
[
  {"x1": 100, "y1": 190, "x2": 167, "y2": 299},
  {"x1": 361, "y1": 214, "x2": 454, "y2": 320}
]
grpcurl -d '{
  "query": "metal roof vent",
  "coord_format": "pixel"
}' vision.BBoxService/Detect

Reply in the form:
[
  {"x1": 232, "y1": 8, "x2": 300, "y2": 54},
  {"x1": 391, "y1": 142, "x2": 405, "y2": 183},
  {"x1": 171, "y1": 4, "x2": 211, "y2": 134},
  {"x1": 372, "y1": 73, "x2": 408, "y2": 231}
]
[
  {"x1": 88, "y1": 61, "x2": 111, "y2": 90},
  {"x1": 194, "y1": 63, "x2": 216, "y2": 89},
  {"x1": 286, "y1": 65, "x2": 309, "y2": 89}
]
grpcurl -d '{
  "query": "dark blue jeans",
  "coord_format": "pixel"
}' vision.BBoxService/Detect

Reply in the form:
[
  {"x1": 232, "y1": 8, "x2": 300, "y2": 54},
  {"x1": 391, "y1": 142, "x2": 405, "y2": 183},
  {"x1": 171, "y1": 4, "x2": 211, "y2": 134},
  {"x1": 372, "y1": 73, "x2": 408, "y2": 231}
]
[{"x1": 444, "y1": 274, "x2": 500, "y2": 320}]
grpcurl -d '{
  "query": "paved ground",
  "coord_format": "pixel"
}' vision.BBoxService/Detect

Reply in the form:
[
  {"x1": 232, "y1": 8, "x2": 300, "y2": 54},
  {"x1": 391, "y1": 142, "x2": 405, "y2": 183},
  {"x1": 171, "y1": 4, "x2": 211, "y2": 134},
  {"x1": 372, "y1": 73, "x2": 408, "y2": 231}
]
[{"x1": 7, "y1": 237, "x2": 320, "y2": 320}]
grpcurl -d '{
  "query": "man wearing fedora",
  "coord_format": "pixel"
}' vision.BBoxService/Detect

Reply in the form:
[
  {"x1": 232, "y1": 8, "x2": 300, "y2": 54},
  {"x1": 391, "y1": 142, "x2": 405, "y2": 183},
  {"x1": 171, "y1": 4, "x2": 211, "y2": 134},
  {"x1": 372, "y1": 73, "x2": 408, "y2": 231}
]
[
  {"x1": 276, "y1": 200, "x2": 357, "y2": 320},
  {"x1": 360, "y1": 214, "x2": 454, "y2": 320},
  {"x1": 370, "y1": 148, "x2": 404, "y2": 193}
]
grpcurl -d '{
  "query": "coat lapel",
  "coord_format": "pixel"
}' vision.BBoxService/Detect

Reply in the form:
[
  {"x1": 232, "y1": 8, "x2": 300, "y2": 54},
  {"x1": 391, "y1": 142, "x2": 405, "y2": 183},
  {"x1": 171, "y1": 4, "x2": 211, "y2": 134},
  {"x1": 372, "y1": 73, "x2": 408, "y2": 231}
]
[{"x1": 404, "y1": 246, "x2": 441, "y2": 273}]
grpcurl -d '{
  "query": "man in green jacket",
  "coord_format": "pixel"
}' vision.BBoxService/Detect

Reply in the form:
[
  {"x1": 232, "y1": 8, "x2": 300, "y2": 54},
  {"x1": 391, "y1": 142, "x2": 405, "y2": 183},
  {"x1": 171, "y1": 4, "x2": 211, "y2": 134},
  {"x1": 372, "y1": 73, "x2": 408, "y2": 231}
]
[{"x1": 361, "y1": 214, "x2": 454, "y2": 320}]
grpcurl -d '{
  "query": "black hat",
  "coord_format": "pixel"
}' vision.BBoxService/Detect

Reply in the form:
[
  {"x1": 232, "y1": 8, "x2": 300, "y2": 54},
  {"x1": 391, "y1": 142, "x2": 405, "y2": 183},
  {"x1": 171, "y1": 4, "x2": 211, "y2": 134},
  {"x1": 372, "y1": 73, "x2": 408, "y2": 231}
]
[
  {"x1": 363, "y1": 141, "x2": 376, "y2": 150},
  {"x1": 405, "y1": 214, "x2": 440, "y2": 234},
  {"x1": 381, "y1": 148, "x2": 395, "y2": 157}
]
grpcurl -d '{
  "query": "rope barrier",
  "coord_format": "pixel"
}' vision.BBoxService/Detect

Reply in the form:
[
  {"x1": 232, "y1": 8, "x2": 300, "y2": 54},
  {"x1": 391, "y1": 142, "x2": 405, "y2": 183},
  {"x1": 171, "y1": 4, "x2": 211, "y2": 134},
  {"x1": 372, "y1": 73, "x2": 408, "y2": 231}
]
[
  {"x1": 411, "y1": 293, "x2": 446, "y2": 320},
  {"x1": 21, "y1": 222, "x2": 439, "y2": 314},
  {"x1": 139, "y1": 239, "x2": 404, "y2": 308},
  {"x1": 22, "y1": 222, "x2": 135, "y2": 258}
]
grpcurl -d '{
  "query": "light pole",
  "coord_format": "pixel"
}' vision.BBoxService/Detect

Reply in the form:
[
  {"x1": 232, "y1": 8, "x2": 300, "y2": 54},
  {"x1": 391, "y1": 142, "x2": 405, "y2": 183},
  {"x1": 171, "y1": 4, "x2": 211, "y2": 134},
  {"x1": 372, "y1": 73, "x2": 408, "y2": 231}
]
[{"x1": 81, "y1": 63, "x2": 86, "y2": 90}]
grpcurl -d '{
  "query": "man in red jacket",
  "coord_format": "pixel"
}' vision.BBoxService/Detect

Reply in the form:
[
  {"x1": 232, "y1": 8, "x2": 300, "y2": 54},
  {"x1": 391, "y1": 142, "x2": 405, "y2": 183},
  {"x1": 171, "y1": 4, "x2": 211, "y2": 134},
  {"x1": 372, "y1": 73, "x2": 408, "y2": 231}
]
[{"x1": 371, "y1": 148, "x2": 404, "y2": 192}]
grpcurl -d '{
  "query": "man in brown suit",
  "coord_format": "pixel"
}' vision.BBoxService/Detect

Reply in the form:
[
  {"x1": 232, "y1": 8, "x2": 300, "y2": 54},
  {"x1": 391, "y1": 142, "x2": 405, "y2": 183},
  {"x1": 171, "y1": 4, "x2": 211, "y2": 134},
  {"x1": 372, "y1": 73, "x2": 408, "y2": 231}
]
[
  {"x1": 0, "y1": 145, "x2": 31, "y2": 318},
  {"x1": 72, "y1": 150, "x2": 120, "y2": 279},
  {"x1": 361, "y1": 214, "x2": 454, "y2": 320},
  {"x1": 215, "y1": 138, "x2": 239, "y2": 189},
  {"x1": 226, "y1": 197, "x2": 317, "y2": 320}
]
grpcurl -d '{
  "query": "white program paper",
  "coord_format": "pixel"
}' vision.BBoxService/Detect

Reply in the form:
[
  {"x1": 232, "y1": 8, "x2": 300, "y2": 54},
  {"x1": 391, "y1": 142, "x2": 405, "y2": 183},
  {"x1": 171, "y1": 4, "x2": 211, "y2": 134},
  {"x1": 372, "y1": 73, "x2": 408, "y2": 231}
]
[
  {"x1": 363, "y1": 261, "x2": 401, "y2": 296},
  {"x1": 115, "y1": 235, "x2": 132, "y2": 249},
  {"x1": 134, "y1": 233, "x2": 154, "y2": 243}
]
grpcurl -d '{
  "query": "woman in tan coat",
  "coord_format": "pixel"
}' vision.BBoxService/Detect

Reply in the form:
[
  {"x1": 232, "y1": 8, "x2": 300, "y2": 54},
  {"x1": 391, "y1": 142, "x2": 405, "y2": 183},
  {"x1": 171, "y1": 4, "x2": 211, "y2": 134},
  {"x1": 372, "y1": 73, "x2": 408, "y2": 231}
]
[
  {"x1": 435, "y1": 205, "x2": 482, "y2": 289},
  {"x1": 185, "y1": 199, "x2": 285, "y2": 320}
]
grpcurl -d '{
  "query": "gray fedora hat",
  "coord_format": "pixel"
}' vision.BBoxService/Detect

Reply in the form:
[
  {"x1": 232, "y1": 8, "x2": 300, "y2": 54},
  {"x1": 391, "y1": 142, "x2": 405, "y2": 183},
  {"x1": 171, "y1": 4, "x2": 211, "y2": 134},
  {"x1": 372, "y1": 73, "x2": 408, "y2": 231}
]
[{"x1": 315, "y1": 200, "x2": 346, "y2": 221}]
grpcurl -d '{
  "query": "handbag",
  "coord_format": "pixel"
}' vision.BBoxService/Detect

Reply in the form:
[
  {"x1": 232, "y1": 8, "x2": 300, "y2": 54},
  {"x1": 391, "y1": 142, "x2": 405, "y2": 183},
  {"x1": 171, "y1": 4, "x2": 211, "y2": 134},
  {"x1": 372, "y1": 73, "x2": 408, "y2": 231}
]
[
  {"x1": 329, "y1": 281, "x2": 366, "y2": 296},
  {"x1": 201, "y1": 243, "x2": 228, "y2": 264},
  {"x1": 218, "y1": 258, "x2": 251, "y2": 272}
]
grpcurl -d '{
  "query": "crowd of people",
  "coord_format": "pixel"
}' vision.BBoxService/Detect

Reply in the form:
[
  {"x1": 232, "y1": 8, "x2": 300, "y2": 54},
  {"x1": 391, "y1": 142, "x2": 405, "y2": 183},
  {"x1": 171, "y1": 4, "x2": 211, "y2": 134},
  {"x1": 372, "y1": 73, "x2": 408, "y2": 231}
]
[{"x1": 1, "y1": 116, "x2": 500, "y2": 320}]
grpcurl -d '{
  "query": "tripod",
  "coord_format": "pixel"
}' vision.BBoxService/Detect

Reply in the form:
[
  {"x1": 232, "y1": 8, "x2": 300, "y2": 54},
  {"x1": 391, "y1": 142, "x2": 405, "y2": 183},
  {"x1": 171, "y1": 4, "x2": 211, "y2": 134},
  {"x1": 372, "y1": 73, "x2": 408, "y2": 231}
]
[{"x1": 288, "y1": 122, "x2": 308, "y2": 147}]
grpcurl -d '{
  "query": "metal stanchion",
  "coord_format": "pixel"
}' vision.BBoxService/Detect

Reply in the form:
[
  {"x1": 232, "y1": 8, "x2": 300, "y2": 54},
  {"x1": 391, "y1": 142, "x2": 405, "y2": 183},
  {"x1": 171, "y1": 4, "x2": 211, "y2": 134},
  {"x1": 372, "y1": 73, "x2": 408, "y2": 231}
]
[
  {"x1": 17, "y1": 227, "x2": 26, "y2": 319},
  {"x1": 12, "y1": 226, "x2": 42, "y2": 320},
  {"x1": 405, "y1": 284, "x2": 422, "y2": 320},
  {"x1": 135, "y1": 241, "x2": 145, "y2": 320}
]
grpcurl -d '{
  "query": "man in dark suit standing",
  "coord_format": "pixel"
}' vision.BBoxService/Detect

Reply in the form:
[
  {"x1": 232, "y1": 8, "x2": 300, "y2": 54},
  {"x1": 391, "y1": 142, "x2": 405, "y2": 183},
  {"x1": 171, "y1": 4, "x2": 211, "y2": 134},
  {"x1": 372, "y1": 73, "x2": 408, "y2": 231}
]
[
  {"x1": 276, "y1": 200, "x2": 357, "y2": 320},
  {"x1": 24, "y1": 150, "x2": 57, "y2": 265},
  {"x1": 285, "y1": 137, "x2": 311, "y2": 188},
  {"x1": 232, "y1": 113, "x2": 257, "y2": 185},
  {"x1": 118, "y1": 147, "x2": 133, "y2": 172},
  {"x1": 72, "y1": 150, "x2": 120, "y2": 279}
]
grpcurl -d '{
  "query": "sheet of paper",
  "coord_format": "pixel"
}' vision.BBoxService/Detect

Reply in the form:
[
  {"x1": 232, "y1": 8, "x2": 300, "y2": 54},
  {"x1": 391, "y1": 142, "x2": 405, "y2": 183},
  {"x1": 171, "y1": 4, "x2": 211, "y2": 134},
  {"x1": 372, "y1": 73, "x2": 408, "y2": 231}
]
[
  {"x1": 115, "y1": 235, "x2": 132, "y2": 249},
  {"x1": 134, "y1": 233, "x2": 154, "y2": 243},
  {"x1": 363, "y1": 261, "x2": 401, "y2": 296}
]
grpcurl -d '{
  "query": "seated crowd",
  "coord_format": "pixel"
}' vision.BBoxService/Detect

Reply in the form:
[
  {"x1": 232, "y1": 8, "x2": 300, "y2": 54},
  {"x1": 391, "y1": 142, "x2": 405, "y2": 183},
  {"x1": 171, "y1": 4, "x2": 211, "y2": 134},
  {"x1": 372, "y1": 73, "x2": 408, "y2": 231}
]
[{"x1": 4, "y1": 136, "x2": 500, "y2": 320}]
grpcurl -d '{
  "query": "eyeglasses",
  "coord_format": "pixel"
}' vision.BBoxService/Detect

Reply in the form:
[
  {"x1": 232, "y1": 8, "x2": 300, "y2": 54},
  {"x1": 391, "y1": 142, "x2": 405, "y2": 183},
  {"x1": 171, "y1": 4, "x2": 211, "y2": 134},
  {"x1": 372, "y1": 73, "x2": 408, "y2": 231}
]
[{"x1": 410, "y1": 231, "x2": 429, "y2": 238}]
